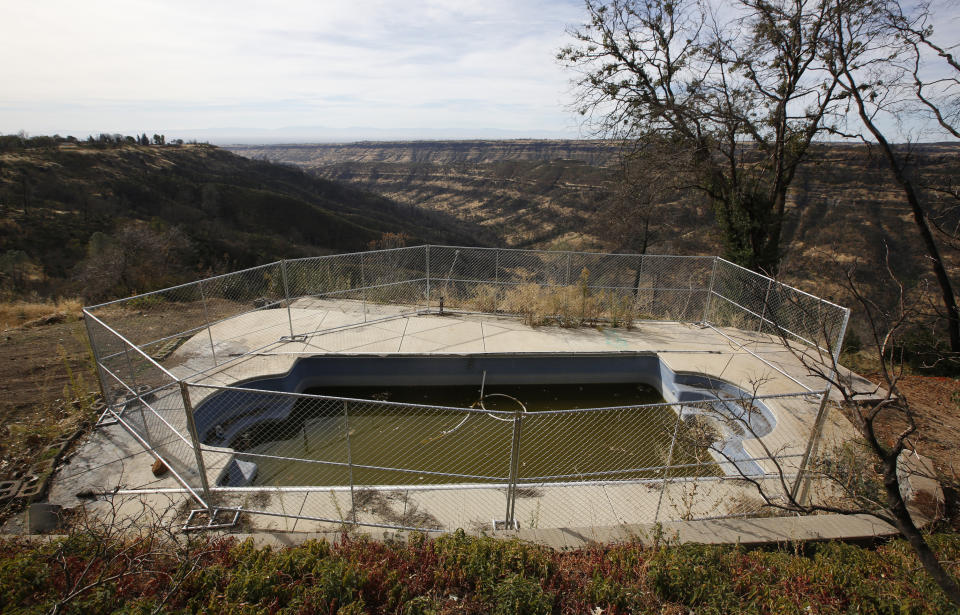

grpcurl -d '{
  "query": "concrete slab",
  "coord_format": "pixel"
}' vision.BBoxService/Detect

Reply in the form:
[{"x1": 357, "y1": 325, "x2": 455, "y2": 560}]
[
  {"x1": 49, "y1": 423, "x2": 183, "y2": 508},
  {"x1": 213, "y1": 510, "x2": 898, "y2": 549},
  {"x1": 54, "y1": 299, "x2": 868, "y2": 541}
]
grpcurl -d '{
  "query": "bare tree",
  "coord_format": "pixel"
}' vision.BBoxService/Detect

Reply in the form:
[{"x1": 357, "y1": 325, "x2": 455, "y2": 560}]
[
  {"x1": 694, "y1": 254, "x2": 960, "y2": 604},
  {"x1": 823, "y1": 0, "x2": 960, "y2": 353},
  {"x1": 882, "y1": 1, "x2": 960, "y2": 139},
  {"x1": 75, "y1": 221, "x2": 194, "y2": 302},
  {"x1": 595, "y1": 139, "x2": 686, "y2": 256},
  {"x1": 47, "y1": 493, "x2": 229, "y2": 615},
  {"x1": 560, "y1": 0, "x2": 840, "y2": 274},
  {"x1": 591, "y1": 141, "x2": 691, "y2": 301}
]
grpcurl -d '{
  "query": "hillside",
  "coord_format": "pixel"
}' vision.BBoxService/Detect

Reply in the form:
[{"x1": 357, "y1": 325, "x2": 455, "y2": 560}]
[
  {"x1": 230, "y1": 140, "x2": 642, "y2": 250},
  {"x1": 0, "y1": 138, "x2": 491, "y2": 301},
  {"x1": 228, "y1": 140, "x2": 960, "y2": 327}
]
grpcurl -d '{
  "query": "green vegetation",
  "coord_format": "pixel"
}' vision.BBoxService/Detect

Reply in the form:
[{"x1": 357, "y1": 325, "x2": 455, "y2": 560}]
[{"x1": 3, "y1": 529, "x2": 959, "y2": 613}]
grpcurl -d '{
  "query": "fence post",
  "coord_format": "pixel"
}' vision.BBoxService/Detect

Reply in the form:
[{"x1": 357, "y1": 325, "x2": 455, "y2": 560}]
[
  {"x1": 565, "y1": 251, "x2": 572, "y2": 286},
  {"x1": 702, "y1": 257, "x2": 719, "y2": 324},
  {"x1": 343, "y1": 400, "x2": 356, "y2": 524},
  {"x1": 179, "y1": 381, "x2": 212, "y2": 507},
  {"x1": 280, "y1": 259, "x2": 295, "y2": 338},
  {"x1": 655, "y1": 406, "x2": 684, "y2": 523},
  {"x1": 505, "y1": 409, "x2": 523, "y2": 529},
  {"x1": 198, "y1": 280, "x2": 218, "y2": 366},
  {"x1": 361, "y1": 253, "x2": 367, "y2": 322},
  {"x1": 425, "y1": 245, "x2": 431, "y2": 312},
  {"x1": 82, "y1": 313, "x2": 112, "y2": 421},
  {"x1": 757, "y1": 278, "x2": 774, "y2": 332},
  {"x1": 494, "y1": 249, "x2": 500, "y2": 312},
  {"x1": 790, "y1": 388, "x2": 833, "y2": 505}
]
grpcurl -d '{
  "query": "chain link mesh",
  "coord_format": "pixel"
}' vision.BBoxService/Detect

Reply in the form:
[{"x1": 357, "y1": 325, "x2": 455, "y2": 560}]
[
  {"x1": 174, "y1": 383, "x2": 816, "y2": 530},
  {"x1": 84, "y1": 312, "x2": 208, "y2": 503},
  {"x1": 707, "y1": 258, "x2": 848, "y2": 358},
  {"x1": 426, "y1": 247, "x2": 717, "y2": 326},
  {"x1": 285, "y1": 247, "x2": 428, "y2": 318},
  {"x1": 82, "y1": 246, "x2": 847, "y2": 530}
]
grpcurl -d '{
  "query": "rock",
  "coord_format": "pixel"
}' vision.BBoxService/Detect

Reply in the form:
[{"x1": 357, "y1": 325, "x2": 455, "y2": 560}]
[
  {"x1": 151, "y1": 458, "x2": 169, "y2": 477},
  {"x1": 897, "y1": 449, "x2": 944, "y2": 525}
]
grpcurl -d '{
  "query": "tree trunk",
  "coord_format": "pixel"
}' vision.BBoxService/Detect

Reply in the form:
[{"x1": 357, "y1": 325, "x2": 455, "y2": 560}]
[
  {"x1": 845, "y1": 77, "x2": 960, "y2": 353},
  {"x1": 631, "y1": 216, "x2": 651, "y2": 298},
  {"x1": 870, "y1": 139, "x2": 960, "y2": 353},
  {"x1": 882, "y1": 455, "x2": 960, "y2": 605}
]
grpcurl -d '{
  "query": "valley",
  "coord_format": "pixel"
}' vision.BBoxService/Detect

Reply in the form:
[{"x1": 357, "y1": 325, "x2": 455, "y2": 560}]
[{"x1": 228, "y1": 140, "x2": 960, "y2": 330}]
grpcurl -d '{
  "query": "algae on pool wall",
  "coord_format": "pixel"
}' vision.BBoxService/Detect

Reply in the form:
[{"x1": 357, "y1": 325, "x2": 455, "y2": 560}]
[{"x1": 234, "y1": 383, "x2": 722, "y2": 487}]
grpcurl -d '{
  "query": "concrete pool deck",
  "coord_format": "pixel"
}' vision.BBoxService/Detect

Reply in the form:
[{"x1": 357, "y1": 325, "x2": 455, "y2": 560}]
[
  {"x1": 49, "y1": 299, "x2": 866, "y2": 536},
  {"x1": 172, "y1": 298, "x2": 836, "y2": 397}
]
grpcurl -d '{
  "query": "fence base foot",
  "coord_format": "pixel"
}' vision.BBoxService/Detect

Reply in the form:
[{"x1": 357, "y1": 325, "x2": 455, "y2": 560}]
[
  {"x1": 492, "y1": 518, "x2": 520, "y2": 531},
  {"x1": 279, "y1": 334, "x2": 308, "y2": 343},
  {"x1": 182, "y1": 507, "x2": 241, "y2": 532}
]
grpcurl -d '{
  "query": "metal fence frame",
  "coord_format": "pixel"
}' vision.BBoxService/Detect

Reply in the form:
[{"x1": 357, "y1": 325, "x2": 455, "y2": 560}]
[{"x1": 82, "y1": 245, "x2": 850, "y2": 530}]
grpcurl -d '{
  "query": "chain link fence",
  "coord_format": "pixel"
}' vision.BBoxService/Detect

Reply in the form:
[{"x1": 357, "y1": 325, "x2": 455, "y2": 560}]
[
  {"x1": 425, "y1": 247, "x2": 716, "y2": 326},
  {"x1": 82, "y1": 246, "x2": 849, "y2": 531}
]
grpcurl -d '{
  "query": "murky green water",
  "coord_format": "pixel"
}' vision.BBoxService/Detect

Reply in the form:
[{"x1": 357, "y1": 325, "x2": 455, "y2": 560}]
[{"x1": 237, "y1": 383, "x2": 718, "y2": 486}]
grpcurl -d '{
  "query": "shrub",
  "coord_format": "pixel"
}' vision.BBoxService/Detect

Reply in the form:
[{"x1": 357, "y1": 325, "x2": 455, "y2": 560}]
[
  {"x1": 492, "y1": 574, "x2": 554, "y2": 615},
  {"x1": 469, "y1": 283, "x2": 500, "y2": 313},
  {"x1": 3, "y1": 527, "x2": 960, "y2": 614}
]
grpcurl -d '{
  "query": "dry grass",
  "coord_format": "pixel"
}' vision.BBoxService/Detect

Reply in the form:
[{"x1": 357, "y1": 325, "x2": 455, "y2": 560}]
[
  {"x1": 723, "y1": 492, "x2": 781, "y2": 518},
  {"x1": 467, "y1": 270, "x2": 635, "y2": 329},
  {"x1": 0, "y1": 358, "x2": 100, "y2": 485},
  {"x1": 469, "y1": 284, "x2": 500, "y2": 313},
  {"x1": 0, "y1": 298, "x2": 83, "y2": 331}
]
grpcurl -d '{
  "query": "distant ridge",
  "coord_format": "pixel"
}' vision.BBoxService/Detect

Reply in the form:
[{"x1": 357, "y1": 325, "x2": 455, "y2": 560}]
[{"x1": 226, "y1": 139, "x2": 621, "y2": 167}]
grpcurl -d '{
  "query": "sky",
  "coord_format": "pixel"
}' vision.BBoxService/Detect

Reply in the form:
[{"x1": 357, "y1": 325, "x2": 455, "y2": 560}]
[
  {"x1": 1, "y1": 0, "x2": 588, "y2": 143},
  {"x1": 3, "y1": 1, "x2": 957, "y2": 144}
]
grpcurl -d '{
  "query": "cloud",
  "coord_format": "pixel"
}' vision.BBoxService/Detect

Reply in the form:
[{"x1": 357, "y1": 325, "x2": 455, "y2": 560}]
[{"x1": 1, "y1": 0, "x2": 586, "y2": 139}]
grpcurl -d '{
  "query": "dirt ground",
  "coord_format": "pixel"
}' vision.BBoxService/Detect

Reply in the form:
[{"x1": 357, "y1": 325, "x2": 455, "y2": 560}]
[
  {"x1": 0, "y1": 303, "x2": 213, "y2": 479},
  {"x1": 861, "y1": 374, "x2": 960, "y2": 478},
  {"x1": 0, "y1": 318, "x2": 95, "y2": 478}
]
